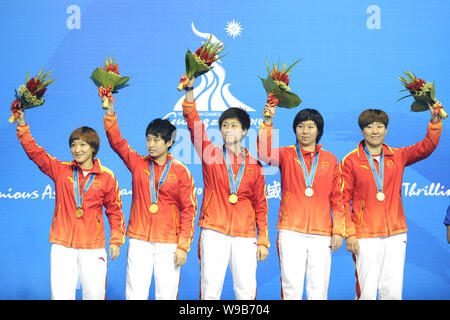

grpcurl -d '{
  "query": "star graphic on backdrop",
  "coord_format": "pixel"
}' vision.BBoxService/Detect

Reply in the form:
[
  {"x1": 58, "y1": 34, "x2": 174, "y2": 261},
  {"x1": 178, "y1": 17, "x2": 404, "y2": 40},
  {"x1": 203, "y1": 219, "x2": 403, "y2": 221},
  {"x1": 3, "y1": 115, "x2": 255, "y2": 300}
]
[{"x1": 225, "y1": 19, "x2": 243, "y2": 39}]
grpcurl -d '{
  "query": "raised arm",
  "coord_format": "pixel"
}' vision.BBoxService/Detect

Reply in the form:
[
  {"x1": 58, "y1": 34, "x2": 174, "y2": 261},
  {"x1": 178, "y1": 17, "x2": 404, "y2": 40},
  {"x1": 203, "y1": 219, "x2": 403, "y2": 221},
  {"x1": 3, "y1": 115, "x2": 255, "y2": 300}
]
[
  {"x1": 16, "y1": 110, "x2": 61, "y2": 180},
  {"x1": 257, "y1": 103, "x2": 283, "y2": 166},
  {"x1": 103, "y1": 100, "x2": 143, "y2": 172},
  {"x1": 401, "y1": 109, "x2": 442, "y2": 166},
  {"x1": 181, "y1": 75, "x2": 216, "y2": 162}
]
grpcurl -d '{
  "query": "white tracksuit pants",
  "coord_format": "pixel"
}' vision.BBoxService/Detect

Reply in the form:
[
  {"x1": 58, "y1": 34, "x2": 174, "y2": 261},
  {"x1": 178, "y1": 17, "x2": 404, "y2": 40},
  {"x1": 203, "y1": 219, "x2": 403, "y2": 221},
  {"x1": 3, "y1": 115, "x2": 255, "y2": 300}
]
[
  {"x1": 353, "y1": 233, "x2": 407, "y2": 300},
  {"x1": 50, "y1": 243, "x2": 107, "y2": 300},
  {"x1": 277, "y1": 230, "x2": 332, "y2": 300},
  {"x1": 199, "y1": 228, "x2": 258, "y2": 300},
  {"x1": 125, "y1": 238, "x2": 180, "y2": 300}
]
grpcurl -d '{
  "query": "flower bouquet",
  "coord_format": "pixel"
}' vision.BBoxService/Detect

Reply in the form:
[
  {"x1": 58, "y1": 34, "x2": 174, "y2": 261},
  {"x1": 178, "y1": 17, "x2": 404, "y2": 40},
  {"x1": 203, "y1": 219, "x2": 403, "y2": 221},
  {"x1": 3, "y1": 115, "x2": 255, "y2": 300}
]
[
  {"x1": 260, "y1": 59, "x2": 302, "y2": 117},
  {"x1": 177, "y1": 35, "x2": 225, "y2": 90},
  {"x1": 8, "y1": 69, "x2": 55, "y2": 123},
  {"x1": 398, "y1": 70, "x2": 447, "y2": 119},
  {"x1": 90, "y1": 57, "x2": 130, "y2": 109}
]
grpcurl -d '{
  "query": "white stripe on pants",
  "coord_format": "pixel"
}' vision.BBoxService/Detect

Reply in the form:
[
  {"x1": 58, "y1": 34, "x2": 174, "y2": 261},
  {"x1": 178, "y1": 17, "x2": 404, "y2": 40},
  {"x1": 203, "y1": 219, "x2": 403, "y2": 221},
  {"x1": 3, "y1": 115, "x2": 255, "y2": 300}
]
[
  {"x1": 353, "y1": 233, "x2": 407, "y2": 300},
  {"x1": 199, "y1": 228, "x2": 257, "y2": 300},
  {"x1": 277, "y1": 230, "x2": 332, "y2": 300},
  {"x1": 50, "y1": 244, "x2": 107, "y2": 300},
  {"x1": 125, "y1": 238, "x2": 180, "y2": 300}
]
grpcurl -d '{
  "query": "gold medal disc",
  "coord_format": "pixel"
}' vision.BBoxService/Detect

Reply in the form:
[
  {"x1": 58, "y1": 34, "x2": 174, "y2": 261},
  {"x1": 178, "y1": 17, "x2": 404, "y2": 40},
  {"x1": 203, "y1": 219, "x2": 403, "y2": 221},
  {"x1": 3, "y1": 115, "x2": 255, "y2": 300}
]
[
  {"x1": 304, "y1": 187, "x2": 314, "y2": 197},
  {"x1": 149, "y1": 203, "x2": 159, "y2": 214},
  {"x1": 229, "y1": 194, "x2": 238, "y2": 204},
  {"x1": 75, "y1": 207, "x2": 83, "y2": 218},
  {"x1": 376, "y1": 192, "x2": 385, "y2": 202}
]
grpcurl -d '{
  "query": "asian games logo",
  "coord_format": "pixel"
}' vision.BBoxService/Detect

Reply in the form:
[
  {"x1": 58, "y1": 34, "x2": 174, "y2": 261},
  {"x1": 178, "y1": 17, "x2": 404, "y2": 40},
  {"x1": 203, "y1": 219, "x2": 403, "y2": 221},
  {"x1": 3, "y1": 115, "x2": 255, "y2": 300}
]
[
  {"x1": 163, "y1": 22, "x2": 262, "y2": 131},
  {"x1": 162, "y1": 22, "x2": 267, "y2": 170}
]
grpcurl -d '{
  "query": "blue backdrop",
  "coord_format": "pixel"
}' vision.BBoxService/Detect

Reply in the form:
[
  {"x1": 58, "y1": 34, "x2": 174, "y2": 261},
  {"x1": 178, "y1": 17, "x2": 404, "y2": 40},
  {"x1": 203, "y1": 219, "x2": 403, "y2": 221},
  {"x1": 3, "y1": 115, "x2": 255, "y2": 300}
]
[{"x1": 0, "y1": 0, "x2": 448, "y2": 300}]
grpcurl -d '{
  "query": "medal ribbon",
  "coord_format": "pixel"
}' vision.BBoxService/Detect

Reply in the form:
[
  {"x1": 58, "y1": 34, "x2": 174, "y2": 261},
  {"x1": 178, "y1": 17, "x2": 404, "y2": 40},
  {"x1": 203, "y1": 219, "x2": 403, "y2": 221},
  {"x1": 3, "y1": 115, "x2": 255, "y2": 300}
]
[
  {"x1": 362, "y1": 144, "x2": 384, "y2": 193},
  {"x1": 150, "y1": 158, "x2": 173, "y2": 204},
  {"x1": 223, "y1": 145, "x2": 246, "y2": 196},
  {"x1": 295, "y1": 144, "x2": 319, "y2": 189},
  {"x1": 73, "y1": 167, "x2": 96, "y2": 209}
]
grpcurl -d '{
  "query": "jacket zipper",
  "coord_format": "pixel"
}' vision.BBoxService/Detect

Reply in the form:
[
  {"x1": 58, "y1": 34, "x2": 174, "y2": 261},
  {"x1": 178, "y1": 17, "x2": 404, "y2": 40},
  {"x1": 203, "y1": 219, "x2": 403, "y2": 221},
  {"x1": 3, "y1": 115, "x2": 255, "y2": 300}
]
[
  {"x1": 172, "y1": 204, "x2": 179, "y2": 236},
  {"x1": 200, "y1": 190, "x2": 214, "y2": 221},
  {"x1": 51, "y1": 205, "x2": 60, "y2": 231},
  {"x1": 358, "y1": 201, "x2": 365, "y2": 226},
  {"x1": 249, "y1": 202, "x2": 256, "y2": 230},
  {"x1": 306, "y1": 195, "x2": 313, "y2": 233},
  {"x1": 95, "y1": 212, "x2": 102, "y2": 238},
  {"x1": 279, "y1": 192, "x2": 290, "y2": 222}
]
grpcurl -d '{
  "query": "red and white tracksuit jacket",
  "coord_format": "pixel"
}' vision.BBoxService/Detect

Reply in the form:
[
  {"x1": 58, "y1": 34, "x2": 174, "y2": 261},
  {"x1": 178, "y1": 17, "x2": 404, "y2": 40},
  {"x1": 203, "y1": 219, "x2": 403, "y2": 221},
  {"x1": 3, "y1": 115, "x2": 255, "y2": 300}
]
[
  {"x1": 340, "y1": 120, "x2": 442, "y2": 300},
  {"x1": 257, "y1": 121, "x2": 344, "y2": 237},
  {"x1": 257, "y1": 121, "x2": 344, "y2": 300},
  {"x1": 182, "y1": 99, "x2": 269, "y2": 248},
  {"x1": 17, "y1": 124, "x2": 126, "y2": 249},
  {"x1": 104, "y1": 113, "x2": 197, "y2": 252},
  {"x1": 340, "y1": 120, "x2": 442, "y2": 239},
  {"x1": 182, "y1": 99, "x2": 269, "y2": 300}
]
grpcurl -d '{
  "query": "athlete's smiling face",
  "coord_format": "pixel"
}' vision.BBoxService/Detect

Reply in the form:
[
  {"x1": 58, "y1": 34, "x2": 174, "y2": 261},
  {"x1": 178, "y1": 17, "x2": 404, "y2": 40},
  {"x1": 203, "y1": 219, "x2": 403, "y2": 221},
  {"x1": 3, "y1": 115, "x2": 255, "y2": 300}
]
[
  {"x1": 70, "y1": 139, "x2": 94, "y2": 169},
  {"x1": 146, "y1": 134, "x2": 173, "y2": 160},
  {"x1": 221, "y1": 117, "x2": 247, "y2": 146},
  {"x1": 295, "y1": 120, "x2": 318, "y2": 149},
  {"x1": 361, "y1": 121, "x2": 387, "y2": 149}
]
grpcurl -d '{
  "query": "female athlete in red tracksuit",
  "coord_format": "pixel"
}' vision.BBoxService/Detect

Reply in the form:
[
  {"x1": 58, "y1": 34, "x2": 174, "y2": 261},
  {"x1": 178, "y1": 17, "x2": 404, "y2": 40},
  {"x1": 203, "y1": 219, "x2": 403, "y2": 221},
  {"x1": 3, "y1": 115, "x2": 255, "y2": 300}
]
[
  {"x1": 181, "y1": 76, "x2": 269, "y2": 300},
  {"x1": 16, "y1": 110, "x2": 125, "y2": 300},
  {"x1": 258, "y1": 105, "x2": 344, "y2": 300},
  {"x1": 341, "y1": 107, "x2": 442, "y2": 299},
  {"x1": 103, "y1": 100, "x2": 197, "y2": 300}
]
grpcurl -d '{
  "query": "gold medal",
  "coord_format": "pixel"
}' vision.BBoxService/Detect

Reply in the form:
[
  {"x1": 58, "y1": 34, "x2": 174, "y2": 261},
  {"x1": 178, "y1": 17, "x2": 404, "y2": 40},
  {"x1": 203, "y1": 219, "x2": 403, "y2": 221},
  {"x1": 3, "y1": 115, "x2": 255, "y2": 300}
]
[
  {"x1": 229, "y1": 194, "x2": 238, "y2": 204},
  {"x1": 376, "y1": 191, "x2": 385, "y2": 202},
  {"x1": 304, "y1": 187, "x2": 314, "y2": 197},
  {"x1": 75, "y1": 207, "x2": 83, "y2": 218},
  {"x1": 149, "y1": 203, "x2": 159, "y2": 214}
]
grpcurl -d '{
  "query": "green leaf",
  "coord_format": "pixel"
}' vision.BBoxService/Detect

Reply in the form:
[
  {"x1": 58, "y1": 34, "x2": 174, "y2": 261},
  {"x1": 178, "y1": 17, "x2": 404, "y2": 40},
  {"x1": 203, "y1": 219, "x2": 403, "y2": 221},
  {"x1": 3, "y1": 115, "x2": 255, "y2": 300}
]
[
  {"x1": 430, "y1": 81, "x2": 436, "y2": 100},
  {"x1": 260, "y1": 76, "x2": 276, "y2": 94},
  {"x1": 265, "y1": 59, "x2": 271, "y2": 76},
  {"x1": 184, "y1": 50, "x2": 213, "y2": 78},
  {"x1": 90, "y1": 68, "x2": 129, "y2": 92},
  {"x1": 285, "y1": 59, "x2": 302, "y2": 74},
  {"x1": 396, "y1": 94, "x2": 412, "y2": 102},
  {"x1": 411, "y1": 101, "x2": 428, "y2": 112},
  {"x1": 114, "y1": 76, "x2": 130, "y2": 90},
  {"x1": 414, "y1": 95, "x2": 433, "y2": 104},
  {"x1": 273, "y1": 86, "x2": 301, "y2": 108}
]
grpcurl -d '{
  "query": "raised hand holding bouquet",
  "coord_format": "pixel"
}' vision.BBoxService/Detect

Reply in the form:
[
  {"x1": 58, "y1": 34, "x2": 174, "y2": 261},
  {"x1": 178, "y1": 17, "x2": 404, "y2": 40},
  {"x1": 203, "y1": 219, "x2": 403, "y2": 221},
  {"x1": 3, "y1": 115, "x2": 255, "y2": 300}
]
[
  {"x1": 260, "y1": 59, "x2": 302, "y2": 117},
  {"x1": 90, "y1": 57, "x2": 130, "y2": 109},
  {"x1": 177, "y1": 35, "x2": 225, "y2": 90},
  {"x1": 8, "y1": 69, "x2": 55, "y2": 123},
  {"x1": 398, "y1": 70, "x2": 447, "y2": 119}
]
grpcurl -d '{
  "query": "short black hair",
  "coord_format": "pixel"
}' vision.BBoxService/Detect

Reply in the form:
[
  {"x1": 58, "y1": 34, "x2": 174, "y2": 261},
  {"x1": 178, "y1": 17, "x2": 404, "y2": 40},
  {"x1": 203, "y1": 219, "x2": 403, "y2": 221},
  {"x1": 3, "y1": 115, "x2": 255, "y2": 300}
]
[
  {"x1": 145, "y1": 118, "x2": 177, "y2": 148},
  {"x1": 292, "y1": 108, "x2": 324, "y2": 143},
  {"x1": 219, "y1": 107, "x2": 250, "y2": 131}
]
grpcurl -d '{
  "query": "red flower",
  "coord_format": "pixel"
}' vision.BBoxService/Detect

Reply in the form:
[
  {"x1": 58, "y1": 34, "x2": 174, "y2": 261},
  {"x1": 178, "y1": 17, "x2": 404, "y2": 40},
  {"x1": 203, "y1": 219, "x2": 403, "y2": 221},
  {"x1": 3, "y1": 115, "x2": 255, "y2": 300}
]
[
  {"x1": 36, "y1": 87, "x2": 47, "y2": 97},
  {"x1": 271, "y1": 70, "x2": 290, "y2": 86},
  {"x1": 406, "y1": 78, "x2": 426, "y2": 93},
  {"x1": 101, "y1": 63, "x2": 120, "y2": 75},
  {"x1": 267, "y1": 93, "x2": 280, "y2": 106},
  {"x1": 98, "y1": 85, "x2": 115, "y2": 102},
  {"x1": 25, "y1": 77, "x2": 47, "y2": 98},
  {"x1": 26, "y1": 78, "x2": 39, "y2": 94}
]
